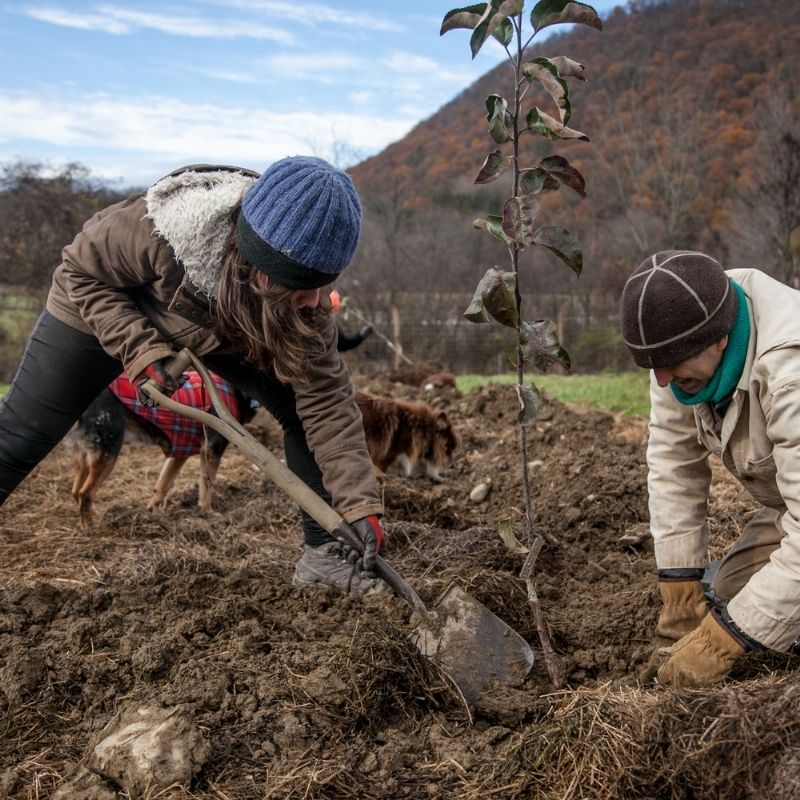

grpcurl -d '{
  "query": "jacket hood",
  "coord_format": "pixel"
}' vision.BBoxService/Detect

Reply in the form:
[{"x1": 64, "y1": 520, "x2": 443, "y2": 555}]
[{"x1": 144, "y1": 169, "x2": 256, "y2": 297}]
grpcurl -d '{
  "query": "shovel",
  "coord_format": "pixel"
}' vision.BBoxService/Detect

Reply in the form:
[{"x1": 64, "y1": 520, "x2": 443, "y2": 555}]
[{"x1": 141, "y1": 348, "x2": 534, "y2": 703}]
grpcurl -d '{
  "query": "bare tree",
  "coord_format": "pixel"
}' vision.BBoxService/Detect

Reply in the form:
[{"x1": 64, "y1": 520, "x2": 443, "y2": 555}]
[
  {"x1": 0, "y1": 161, "x2": 126, "y2": 290},
  {"x1": 726, "y1": 92, "x2": 800, "y2": 285}
]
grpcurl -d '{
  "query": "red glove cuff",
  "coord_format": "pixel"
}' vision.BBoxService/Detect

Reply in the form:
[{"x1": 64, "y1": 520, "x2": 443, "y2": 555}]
[{"x1": 364, "y1": 514, "x2": 384, "y2": 553}]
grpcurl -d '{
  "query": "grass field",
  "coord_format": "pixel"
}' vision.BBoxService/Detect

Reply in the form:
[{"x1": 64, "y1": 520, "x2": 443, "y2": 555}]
[
  {"x1": 456, "y1": 370, "x2": 651, "y2": 418},
  {"x1": 0, "y1": 293, "x2": 42, "y2": 395}
]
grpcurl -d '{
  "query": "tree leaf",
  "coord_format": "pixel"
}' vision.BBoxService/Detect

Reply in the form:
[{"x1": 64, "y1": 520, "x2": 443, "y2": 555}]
[
  {"x1": 486, "y1": 94, "x2": 513, "y2": 144},
  {"x1": 538, "y1": 155, "x2": 586, "y2": 197},
  {"x1": 492, "y1": 16, "x2": 514, "y2": 46},
  {"x1": 516, "y1": 382, "x2": 544, "y2": 426},
  {"x1": 497, "y1": 0, "x2": 525, "y2": 15},
  {"x1": 442, "y1": 1, "x2": 524, "y2": 56},
  {"x1": 473, "y1": 215, "x2": 514, "y2": 246},
  {"x1": 530, "y1": 0, "x2": 603, "y2": 33},
  {"x1": 469, "y1": 0, "x2": 524, "y2": 57},
  {"x1": 519, "y1": 167, "x2": 560, "y2": 195},
  {"x1": 463, "y1": 294, "x2": 491, "y2": 323},
  {"x1": 475, "y1": 150, "x2": 512, "y2": 184},
  {"x1": 532, "y1": 225, "x2": 583, "y2": 274},
  {"x1": 520, "y1": 319, "x2": 572, "y2": 371},
  {"x1": 463, "y1": 266, "x2": 518, "y2": 327},
  {"x1": 525, "y1": 107, "x2": 588, "y2": 141},
  {"x1": 470, "y1": 5, "x2": 498, "y2": 57},
  {"x1": 502, "y1": 193, "x2": 541, "y2": 245},
  {"x1": 440, "y1": 4, "x2": 489, "y2": 34},
  {"x1": 498, "y1": 518, "x2": 530, "y2": 554},
  {"x1": 522, "y1": 57, "x2": 571, "y2": 123},
  {"x1": 549, "y1": 55, "x2": 586, "y2": 81}
]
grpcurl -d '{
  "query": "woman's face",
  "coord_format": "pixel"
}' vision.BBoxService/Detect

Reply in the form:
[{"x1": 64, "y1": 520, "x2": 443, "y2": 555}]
[
  {"x1": 250, "y1": 271, "x2": 321, "y2": 310},
  {"x1": 290, "y1": 288, "x2": 321, "y2": 310}
]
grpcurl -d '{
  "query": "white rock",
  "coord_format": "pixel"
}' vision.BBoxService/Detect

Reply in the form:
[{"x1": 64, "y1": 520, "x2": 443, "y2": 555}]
[{"x1": 469, "y1": 479, "x2": 493, "y2": 503}]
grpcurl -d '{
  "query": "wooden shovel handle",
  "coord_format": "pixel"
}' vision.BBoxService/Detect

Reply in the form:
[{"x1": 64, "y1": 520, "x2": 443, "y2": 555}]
[
  {"x1": 142, "y1": 349, "x2": 430, "y2": 617},
  {"x1": 164, "y1": 350, "x2": 194, "y2": 381}
]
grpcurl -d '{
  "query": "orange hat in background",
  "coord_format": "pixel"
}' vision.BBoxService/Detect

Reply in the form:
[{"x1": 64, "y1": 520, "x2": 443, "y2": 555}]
[{"x1": 329, "y1": 289, "x2": 341, "y2": 312}]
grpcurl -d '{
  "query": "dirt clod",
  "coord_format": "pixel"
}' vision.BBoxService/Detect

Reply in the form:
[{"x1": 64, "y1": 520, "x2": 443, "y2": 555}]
[{"x1": 87, "y1": 704, "x2": 210, "y2": 798}]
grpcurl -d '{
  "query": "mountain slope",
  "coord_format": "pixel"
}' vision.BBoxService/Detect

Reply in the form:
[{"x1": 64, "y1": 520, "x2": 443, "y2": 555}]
[{"x1": 350, "y1": 0, "x2": 800, "y2": 288}]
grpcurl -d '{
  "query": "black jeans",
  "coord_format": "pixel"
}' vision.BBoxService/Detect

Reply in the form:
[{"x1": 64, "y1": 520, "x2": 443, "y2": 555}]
[{"x1": 0, "y1": 311, "x2": 333, "y2": 546}]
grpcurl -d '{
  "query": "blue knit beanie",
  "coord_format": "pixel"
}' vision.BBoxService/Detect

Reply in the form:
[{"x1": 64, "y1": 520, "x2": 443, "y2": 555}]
[{"x1": 235, "y1": 156, "x2": 362, "y2": 290}]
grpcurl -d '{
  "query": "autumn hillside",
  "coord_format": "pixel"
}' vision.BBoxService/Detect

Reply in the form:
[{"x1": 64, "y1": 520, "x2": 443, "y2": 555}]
[
  {"x1": 1, "y1": 0, "x2": 798, "y2": 376},
  {"x1": 348, "y1": 0, "x2": 800, "y2": 322}
]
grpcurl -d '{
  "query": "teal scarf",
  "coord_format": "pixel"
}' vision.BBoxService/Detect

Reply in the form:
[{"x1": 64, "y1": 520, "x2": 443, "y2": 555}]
[{"x1": 671, "y1": 280, "x2": 749, "y2": 406}]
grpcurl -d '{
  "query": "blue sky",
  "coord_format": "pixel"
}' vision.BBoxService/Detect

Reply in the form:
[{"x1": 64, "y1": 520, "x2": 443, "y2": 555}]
[{"x1": 0, "y1": 1, "x2": 621, "y2": 188}]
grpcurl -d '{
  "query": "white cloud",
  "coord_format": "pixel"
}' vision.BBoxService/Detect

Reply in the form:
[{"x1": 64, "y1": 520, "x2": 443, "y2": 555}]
[
  {"x1": 178, "y1": 50, "x2": 366, "y2": 87},
  {"x1": 259, "y1": 51, "x2": 363, "y2": 81},
  {"x1": 348, "y1": 90, "x2": 373, "y2": 107},
  {"x1": 25, "y1": 4, "x2": 295, "y2": 43},
  {"x1": 26, "y1": 6, "x2": 130, "y2": 33},
  {"x1": 382, "y1": 51, "x2": 483, "y2": 86},
  {"x1": 218, "y1": 0, "x2": 403, "y2": 32},
  {"x1": 0, "y1": 88, "x2": 415, "y2": 181},
  {"x1": 191, "y1": 67, "x2": 258, "y2": 84}
]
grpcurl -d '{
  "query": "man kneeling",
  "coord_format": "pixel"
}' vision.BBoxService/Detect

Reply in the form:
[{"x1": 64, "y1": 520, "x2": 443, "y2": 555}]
[{"x1": 620, "y1": 250, "x2": 800, "y2": 687}]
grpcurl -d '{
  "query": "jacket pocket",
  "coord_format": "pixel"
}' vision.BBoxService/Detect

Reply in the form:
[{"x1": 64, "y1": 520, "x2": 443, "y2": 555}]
[{"x1": 740, "y1": 453, "x2": 783, "y2": 508}]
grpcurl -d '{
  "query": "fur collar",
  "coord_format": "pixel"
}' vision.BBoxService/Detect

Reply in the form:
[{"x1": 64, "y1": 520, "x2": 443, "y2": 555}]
[{"x1": 144, "y1": 168, "x2": 256, "y2": 297}]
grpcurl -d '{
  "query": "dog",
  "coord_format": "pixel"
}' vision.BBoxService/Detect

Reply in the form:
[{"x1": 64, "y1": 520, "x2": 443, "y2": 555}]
[
  {"x1": 379, "y1": 361, "x2": 448, "y2": 387},
  {"x1": 419, "y1": 371, "x2": 457, "y2": 390},
  {"x1": 354, "y1": 391, "x2": 458, "y2": 482},
  {"x1": 63, "y1": 371, "x2": 256, "y2": 528}
]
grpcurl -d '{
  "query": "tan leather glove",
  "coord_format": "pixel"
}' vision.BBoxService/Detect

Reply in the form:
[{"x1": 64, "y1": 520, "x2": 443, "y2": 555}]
[
  {"x1": 638, "y1": 576, "x2": 709, "y2": 684},
  {"x1": 656, "y1": 579, "x2": 708, "y2": 640},
  {"x1": 656, "y1": 611, "x2": 745, "y2": 689}
]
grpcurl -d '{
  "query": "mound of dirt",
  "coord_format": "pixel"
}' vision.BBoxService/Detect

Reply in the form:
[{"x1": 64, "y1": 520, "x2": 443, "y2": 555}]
[{"x1": 1, "y1": 381, "x2": 798, "y2": 799}]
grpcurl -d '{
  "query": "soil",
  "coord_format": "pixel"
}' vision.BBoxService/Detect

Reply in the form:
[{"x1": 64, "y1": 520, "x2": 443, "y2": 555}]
[{"x1": 1, "y1": 379, "x2": 798, "y2": 799}]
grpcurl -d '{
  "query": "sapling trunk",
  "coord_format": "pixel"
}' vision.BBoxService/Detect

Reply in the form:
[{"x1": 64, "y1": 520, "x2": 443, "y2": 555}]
[{"x1": 442, "y1": 0, "x2": 602, "y2": 689}]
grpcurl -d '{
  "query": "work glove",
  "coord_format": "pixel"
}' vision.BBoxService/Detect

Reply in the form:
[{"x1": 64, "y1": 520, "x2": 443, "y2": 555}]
[
  {"x1": 356, "y1": 323, "x2": 374, "y2": 342},
  {"x1": 639, "y1": 570, "x2": 708, "y2": 683},
  {"x1": 349, "y1": 515, "x2": 385, "y2": 573},
  {"x1": 656, "y1": 610, "x2": 746, "y2": 689},
  {"x1": 135, "y1": 359, "x2": 185, "y2": 407},
  {"x1": 656, "y1": 578, "x2": 708, "y2": 640}
]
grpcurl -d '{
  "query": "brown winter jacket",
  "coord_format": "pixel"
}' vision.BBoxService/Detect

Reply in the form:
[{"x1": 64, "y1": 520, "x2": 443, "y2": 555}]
[{"x1": 46, "y1": 168, "x2": 381, "y2": 523}]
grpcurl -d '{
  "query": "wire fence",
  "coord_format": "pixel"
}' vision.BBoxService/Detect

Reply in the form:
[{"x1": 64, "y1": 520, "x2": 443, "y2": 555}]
[
  {"x1": 337, "y1": 293, "x2": 632, "y2": 376},
  {"x1": 0, "y1": 290, "x2": 633, "y2": 384}
]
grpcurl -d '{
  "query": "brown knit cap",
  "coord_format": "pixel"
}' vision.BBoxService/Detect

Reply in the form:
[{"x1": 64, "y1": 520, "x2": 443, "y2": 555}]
[{"x1": 619, "y1": 250, "x2": 737, "y2": 368}]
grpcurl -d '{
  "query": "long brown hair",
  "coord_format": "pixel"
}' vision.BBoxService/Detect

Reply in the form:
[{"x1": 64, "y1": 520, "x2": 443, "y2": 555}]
[{"x1": 213, "y1": 225, "x2": 328, "y2": 384}]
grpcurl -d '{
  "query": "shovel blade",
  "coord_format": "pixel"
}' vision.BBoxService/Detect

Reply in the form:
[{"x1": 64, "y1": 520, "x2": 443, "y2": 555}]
[{"x1": 412, "y1": 585, "x2": 534, "y2": 704}]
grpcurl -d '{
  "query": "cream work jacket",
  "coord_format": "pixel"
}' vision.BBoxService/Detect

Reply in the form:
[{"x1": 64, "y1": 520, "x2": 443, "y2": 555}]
[{"x1": 647, "y1": 268, "x2": 800, "y2": 650}]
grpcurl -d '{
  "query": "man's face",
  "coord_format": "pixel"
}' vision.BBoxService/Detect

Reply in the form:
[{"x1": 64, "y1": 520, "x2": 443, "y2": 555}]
[{"x1": 652, "y1": 336, "x2": 728, "y2": 394}]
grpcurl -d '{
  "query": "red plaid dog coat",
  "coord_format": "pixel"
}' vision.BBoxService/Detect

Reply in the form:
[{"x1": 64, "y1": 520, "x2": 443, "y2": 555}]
[{"x1": 109, "y1": 371, "x2": 242, "y2": 458}]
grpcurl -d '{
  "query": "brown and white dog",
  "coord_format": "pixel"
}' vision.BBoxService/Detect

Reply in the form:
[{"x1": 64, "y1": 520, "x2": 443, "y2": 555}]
[
  {"x1": 63, "y1": 372, "x2": 256, "y2": 528},
  {"x1": 354, "y1": 391, "x2": 458, "y2": 482},
  {"x1": 64, "y1": 379, "x2": 455, "y2": 527},
  {"x1": 419, "y1": 371, "x2": 457, "y2": 391},
  {"x1": 380, "y1": 362, "x2": 447, "y2": 387}
]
